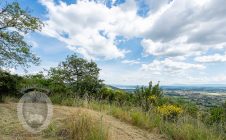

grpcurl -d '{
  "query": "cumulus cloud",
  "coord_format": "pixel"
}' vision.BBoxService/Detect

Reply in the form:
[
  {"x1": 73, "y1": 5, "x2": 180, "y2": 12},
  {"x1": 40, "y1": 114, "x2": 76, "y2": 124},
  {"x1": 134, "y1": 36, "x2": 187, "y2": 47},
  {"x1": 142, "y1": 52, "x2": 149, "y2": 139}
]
[
  {"x1": 141, "y1": 38, "x2": 206, "y2": 57},
  {"x1": 195, "y1": 54, "x2": 226, "y2": 63},
  {"x1": 141, "y1": 59, "x2": 205, "y2": 74},
  {"x1": 40, "y1": 0, "x2": 226, "y2": 59},
  {"x1": 39, "y1": 0, "x2": 139, "y2": 59},
  {"x1": 37, "y1": 0, "x2": 226, "y2": 84},
  {"x1": 141, "y1": 0, "x2": 226, "y2": 60}
]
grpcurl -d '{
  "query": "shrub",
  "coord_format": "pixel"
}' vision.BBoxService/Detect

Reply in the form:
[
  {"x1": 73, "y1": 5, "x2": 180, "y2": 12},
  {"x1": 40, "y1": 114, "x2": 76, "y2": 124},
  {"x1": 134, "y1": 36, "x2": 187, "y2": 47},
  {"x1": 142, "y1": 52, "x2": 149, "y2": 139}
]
[
  {"x1": 0, "y1": 69, "x2": 22, "y2": 101},
  {"x1": 208, "y1": 107, "x2": 225, "y2": 124},
  {"x1": 157, "y1": 104, "x2": 183, "y2": 121}
]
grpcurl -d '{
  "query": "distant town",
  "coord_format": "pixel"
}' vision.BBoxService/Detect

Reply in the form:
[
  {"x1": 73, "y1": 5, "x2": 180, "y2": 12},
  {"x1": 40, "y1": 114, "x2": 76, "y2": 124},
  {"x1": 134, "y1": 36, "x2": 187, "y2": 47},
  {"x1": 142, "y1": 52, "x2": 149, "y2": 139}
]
[{"x1": 114, "y1": 85, "x2": 226, "y2": 108}]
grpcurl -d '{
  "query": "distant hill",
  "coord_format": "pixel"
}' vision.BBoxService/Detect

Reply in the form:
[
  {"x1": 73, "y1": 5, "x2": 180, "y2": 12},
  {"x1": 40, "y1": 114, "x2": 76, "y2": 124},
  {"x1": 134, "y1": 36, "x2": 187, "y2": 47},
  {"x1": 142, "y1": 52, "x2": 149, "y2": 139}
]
[
  {"x1": 110, "y1": 84, "x2": 226, "y2": 93},
  {"x1": 106, "y1": 85, "x2": 121, "y2": 90}
]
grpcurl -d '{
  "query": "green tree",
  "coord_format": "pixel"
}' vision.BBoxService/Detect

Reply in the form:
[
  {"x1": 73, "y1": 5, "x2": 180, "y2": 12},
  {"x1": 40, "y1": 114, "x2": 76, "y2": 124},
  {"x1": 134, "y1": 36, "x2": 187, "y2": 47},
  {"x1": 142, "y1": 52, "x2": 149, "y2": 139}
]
[
  {"x1": 48, "y1": 67, "x2": 72, "y2": 95},
  {"x1": 0, "y1": 1, "x2": 43, "y2": 68},
  {"x1": 49, "y1": 54, "x2": 103, "y2": 97}
]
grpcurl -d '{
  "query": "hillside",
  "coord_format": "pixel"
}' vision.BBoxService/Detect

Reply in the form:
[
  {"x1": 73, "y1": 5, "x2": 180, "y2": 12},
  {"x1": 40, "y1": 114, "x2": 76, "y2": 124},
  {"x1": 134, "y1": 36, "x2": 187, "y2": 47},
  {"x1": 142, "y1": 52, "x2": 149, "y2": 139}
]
[{"x1": 0, "y1": 103, "x2": 165, "y2": 140}]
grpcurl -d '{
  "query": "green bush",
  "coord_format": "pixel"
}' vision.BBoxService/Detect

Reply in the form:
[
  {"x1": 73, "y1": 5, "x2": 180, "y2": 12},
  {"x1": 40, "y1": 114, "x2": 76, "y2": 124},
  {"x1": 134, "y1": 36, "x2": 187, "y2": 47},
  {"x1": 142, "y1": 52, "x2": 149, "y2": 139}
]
[{"x1": 0, "y1": 69, "x2": 22, "y2": 101}]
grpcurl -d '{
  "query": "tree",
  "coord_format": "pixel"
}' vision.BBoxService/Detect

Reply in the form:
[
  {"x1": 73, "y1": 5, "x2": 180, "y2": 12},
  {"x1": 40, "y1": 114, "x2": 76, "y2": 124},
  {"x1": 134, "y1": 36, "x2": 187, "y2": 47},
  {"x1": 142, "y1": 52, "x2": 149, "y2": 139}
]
[
  {"x1": 49, "y1": 54, "x2": 103, "y2": 97},
  {"x1": 0, "y1": 1, "x2": 43, "y2": 68}
]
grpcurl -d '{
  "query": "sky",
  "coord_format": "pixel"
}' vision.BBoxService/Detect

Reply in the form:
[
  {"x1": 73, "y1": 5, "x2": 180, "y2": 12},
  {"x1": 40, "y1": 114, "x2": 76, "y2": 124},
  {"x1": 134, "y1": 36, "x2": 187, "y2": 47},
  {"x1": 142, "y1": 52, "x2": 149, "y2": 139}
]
[{"x1": 11, "y1": 0, "x2": 226, "y2": 85}]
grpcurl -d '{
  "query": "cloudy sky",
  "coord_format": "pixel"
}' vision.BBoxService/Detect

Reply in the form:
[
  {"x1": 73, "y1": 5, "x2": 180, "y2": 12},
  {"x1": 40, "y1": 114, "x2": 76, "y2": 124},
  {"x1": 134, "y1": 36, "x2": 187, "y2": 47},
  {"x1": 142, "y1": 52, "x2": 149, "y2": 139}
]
[{"x1": 14, "y1": 0, "x2": 226, "y2": 85}]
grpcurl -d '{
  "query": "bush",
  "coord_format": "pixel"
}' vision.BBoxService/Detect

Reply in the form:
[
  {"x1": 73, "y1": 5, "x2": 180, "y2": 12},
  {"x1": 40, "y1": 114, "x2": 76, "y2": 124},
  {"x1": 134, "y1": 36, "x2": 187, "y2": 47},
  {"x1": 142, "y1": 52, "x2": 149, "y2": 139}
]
[
  {"x1": 157, "y1": 104, "x2": 183, "y2": 121},
  {"x1": 208, "y1": 107, "x2": 225, "y2": 124},
  {"x1": 0, "y1": 69, "x2": 22, "y2": 101}
]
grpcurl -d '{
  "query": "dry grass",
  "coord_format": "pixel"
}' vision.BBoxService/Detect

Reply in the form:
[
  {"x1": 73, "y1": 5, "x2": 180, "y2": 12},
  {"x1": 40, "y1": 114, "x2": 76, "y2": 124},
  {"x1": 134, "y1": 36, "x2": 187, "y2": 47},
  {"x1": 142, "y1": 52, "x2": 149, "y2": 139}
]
[
  {"x1": 42, "y1": 109, "x2": 110, "y2": 140},
  {"x1": 61, "y1": 110, "x2": 109, "y2": 140}
]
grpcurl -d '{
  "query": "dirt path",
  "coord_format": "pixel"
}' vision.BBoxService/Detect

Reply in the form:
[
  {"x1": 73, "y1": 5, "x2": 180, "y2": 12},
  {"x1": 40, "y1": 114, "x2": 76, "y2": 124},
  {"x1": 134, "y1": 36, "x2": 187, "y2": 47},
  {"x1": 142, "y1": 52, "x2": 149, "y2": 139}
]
[
  {"x1": 0, "y1": 103, "x2": 165, "y2": 140},
  {"x1": 53, "y1": 105, "x2": 165, "y2": 140}
]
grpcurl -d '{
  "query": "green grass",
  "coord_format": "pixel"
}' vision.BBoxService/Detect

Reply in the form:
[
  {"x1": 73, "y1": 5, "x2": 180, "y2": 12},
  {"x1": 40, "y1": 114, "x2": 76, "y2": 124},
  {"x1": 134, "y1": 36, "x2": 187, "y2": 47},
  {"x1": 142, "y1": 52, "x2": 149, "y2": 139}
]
[{"x1": 86, "y1": 100, "x2": 225, "y2": 140}]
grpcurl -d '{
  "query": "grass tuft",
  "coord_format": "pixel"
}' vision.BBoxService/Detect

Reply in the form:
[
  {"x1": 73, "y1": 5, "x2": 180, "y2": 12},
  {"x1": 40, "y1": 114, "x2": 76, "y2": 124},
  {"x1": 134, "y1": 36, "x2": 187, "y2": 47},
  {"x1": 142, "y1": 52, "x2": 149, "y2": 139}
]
[{"x1": 62, "y1": 110, "x2": 109, "y2": 140}]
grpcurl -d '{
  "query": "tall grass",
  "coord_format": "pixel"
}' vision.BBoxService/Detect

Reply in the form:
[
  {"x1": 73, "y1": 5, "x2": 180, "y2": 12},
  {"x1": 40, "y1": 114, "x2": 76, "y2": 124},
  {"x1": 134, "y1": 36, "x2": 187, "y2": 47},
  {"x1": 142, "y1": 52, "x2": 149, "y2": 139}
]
[
  {"x1": 62, "y1": 111, "x2": 109, "y2": 140},
  {"x1": 86, "y1": 100, "x2": 225, "y2": 140},
  {"x1": 48, "y1": 97, "x2": 226, "y2": 140},
  {"x1": 43, "y1": 110, "x2": 109, "y2": 140}
]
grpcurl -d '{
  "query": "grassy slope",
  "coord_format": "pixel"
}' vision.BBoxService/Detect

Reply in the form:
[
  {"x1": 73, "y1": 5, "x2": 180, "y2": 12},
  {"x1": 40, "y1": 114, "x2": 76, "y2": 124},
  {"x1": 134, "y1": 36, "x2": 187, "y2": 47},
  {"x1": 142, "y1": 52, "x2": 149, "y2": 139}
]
[{"x1": 0, "y1": 103, "x2": 164, "y2": 140}]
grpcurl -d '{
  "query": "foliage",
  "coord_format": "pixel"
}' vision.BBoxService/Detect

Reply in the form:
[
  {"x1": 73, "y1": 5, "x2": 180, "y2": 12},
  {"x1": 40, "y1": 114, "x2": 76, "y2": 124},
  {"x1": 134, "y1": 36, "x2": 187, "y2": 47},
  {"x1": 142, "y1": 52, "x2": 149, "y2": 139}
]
[
  {"x1": 0, "y1": 1, "x2": 43, "y2": 68},
  {"x1": 134, "y1": 81, "x2": 163, "y2": 111},
  {"x1": 157, "y1": 104, "x2": 183, "y2": 121},
  {"x1": 0, "y1": 69, "x2": 22, "y2": 101},
  {"x1": 208, "y1": 107, "x2": 225, "y2": 124},
  {"x1": 48, "y1": 54, "x2": 103, "y2": 97},
  {"x1": 87, "y1": 101, "x2": 224, "y2": 140}
]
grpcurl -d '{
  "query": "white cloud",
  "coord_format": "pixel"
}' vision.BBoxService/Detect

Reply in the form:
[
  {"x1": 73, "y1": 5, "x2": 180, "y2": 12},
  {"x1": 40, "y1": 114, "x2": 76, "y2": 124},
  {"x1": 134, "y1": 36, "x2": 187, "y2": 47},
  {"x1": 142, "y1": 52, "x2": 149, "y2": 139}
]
[
  {"x1": 40, "y1": 0, "x2": 226, "y2": 60},
  {"x1": 141, "y1": 0, "x2": 226, "y2": 58},
  {"x1": 186, "y1": 75, "x2": 226, "y2": 84},
  {"x1": 121, "y1": 59, "x2": 141, "y2": 65},
  {"x1": 37, "y1": 0, "x2": 226, "y2": 84},
  {"x1": 40, "y1": 0, "x2": 124, "y2": 59},
  {"x1": 141, "y1": 38, "x2": 206, "y2": 57},
  {"x1": 141, "y1": 58, "x2": 205, "y2": 74},
  {"x1": 195, "y1": 54, "x2": 226, "y2": 63},
  {"x1": 2, "y1": 67, "x2": 16, "y2": 74}
]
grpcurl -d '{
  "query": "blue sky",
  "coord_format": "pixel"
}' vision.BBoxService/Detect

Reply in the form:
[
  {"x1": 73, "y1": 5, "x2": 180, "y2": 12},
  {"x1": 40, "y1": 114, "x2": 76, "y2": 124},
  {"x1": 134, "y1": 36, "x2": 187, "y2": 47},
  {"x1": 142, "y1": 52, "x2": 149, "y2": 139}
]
[{"x1": 13, "y1": 0, "x2": 226, "y2": 85}]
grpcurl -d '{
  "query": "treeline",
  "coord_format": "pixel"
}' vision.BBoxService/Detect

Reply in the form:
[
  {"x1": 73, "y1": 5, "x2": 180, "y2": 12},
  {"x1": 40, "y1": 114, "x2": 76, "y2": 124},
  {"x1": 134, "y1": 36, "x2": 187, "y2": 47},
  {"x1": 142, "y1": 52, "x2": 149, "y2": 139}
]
[
  {"x1": 1, "y1": 54, "x2": 226, "y2": 124},
  {"x1": 0, "y1": 54, "x2": 163, "y2": 108},
  {"x1": 1, "y1": 54, "x2": 226, "y2": 139}
]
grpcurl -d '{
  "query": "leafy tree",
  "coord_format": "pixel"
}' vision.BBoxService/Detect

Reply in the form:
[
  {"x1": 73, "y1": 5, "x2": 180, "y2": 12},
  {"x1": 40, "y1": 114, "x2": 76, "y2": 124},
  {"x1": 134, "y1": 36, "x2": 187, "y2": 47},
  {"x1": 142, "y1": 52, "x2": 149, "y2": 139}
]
[
  {"x1": 48, "y1": 67, "x2": 72, "y2": 96},
  {"x1": 49, "y1": 54, "x2": 103, "y2": 97},
  {"x1": 0, "y1": 1, "x2": 43, "y2": 68}
]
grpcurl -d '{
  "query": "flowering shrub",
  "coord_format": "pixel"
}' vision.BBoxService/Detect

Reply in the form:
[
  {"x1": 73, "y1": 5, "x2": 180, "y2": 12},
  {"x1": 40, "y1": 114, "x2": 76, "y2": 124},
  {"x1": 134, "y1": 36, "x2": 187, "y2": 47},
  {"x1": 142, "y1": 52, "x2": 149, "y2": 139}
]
[
  {"x1": 157, "y1": 104, "x2": 183, "y2": 121},
  {"x1": 149, "y1": 95, "x2": 157, "y2": 102},
  {"x1": 148, "y1": 95, "x2": 157, "y2": 106}
]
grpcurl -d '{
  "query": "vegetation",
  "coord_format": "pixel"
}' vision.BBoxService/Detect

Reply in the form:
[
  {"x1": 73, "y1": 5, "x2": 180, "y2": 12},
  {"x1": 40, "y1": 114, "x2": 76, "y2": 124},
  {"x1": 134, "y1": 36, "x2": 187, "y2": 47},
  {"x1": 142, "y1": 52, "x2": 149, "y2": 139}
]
[
  {"x1": 63, "y1": 111, "x2": 109, "y2": 140},
  {"x1": 0, "y1": 1, "x2": 43, "y2": 68},
  {"x1": 0, "y1": 69, "x2": 22, "y2": 101},
  {"x1": 0, "y1": 2, "x2": 225, "y2": 140},
  {"x1": 48, "y1": 54, "x2": 103, "y2": 98},
  {"x1": 43, "y1": 110, "x2": 109, "y2": 140},
  {"x1": 1, "y1": 53, "x2": 226, "y2": 139},
  {"x1": 157, "y1": 104, "x2": 183, "y2": 121}
]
